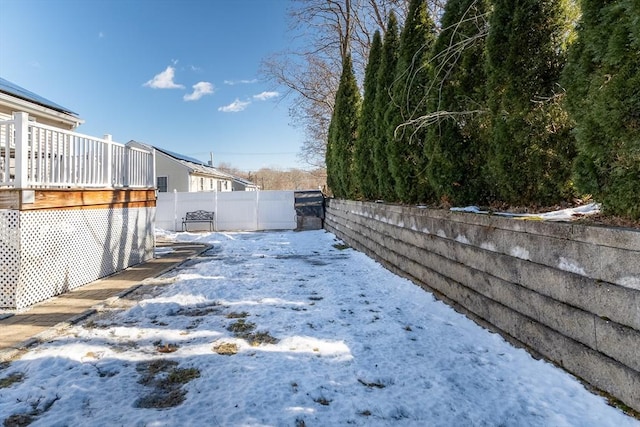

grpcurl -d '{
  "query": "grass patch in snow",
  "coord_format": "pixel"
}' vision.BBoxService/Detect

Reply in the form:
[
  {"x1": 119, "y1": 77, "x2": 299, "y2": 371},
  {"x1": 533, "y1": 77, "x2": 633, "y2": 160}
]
[
  {"x1": 226, "y1": 311, "x2": 249, "y2": 319},
  {"x1": 177, "y1": 303, "x2": 221, "y2": 317},
  {"x1": 332, "y1": 243, "x2": 350, "y2": 250},
  {"x1": 245, "y1": 331, "x2": 278, "y2": 346},
  {"x1": 213, "y1": 342, "x2": 238, "y2": 355},
  {"x1": 0, "y1": 372, "x2": 24, "y2": 389},
  {"x1": 358, "y1": 378, "x2": 386, "y2": 389},
  {"x1": 227, "y1": 319, "x2": 256, "y2": 335},
  {"x1": 83, "y1": 319, "x2": 111, "y2": 329},
  {"x1": 155, "y1": 342, "x2": 179, "y2": 353},
  {"x1": 227, "y1": 319, "x2": 279, "y2": 346},
  {"x1": 4, "y1": 395, "x2": 59, "y2": 427},
  {"x1": 135, "y1": 360, "x2": 200, "y2": 409},
  {"x1": 313, "y1": 396, "x2": 332, "y2": 406}
]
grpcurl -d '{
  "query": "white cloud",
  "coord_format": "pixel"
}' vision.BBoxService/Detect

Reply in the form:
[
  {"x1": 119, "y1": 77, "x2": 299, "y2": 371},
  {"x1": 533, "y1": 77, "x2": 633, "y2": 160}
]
[
  {"x1": 143, "y1": 66, "x2": 184, "y2": 89},
  {"x1": 218, "y1": 99, "x2": 251, "y2": 113},
  {"x1": 184, "y1": 82, "x2": 215, "y2": 101},
  {"x1": 98, "y1": 31, "x2": 105, "y2": 38},
  {"x1": 253, "y1": 91, "x2": 279, "y2": 101},
  {"x1": 224, "y1": 79, "x2": 258, "y2": 85}
]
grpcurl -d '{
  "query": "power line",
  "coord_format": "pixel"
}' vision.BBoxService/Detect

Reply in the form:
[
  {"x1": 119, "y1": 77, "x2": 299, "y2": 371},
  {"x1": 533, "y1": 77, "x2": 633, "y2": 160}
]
[{"x1": 188, "y1": 151, "x2": 298, "y2": 156}]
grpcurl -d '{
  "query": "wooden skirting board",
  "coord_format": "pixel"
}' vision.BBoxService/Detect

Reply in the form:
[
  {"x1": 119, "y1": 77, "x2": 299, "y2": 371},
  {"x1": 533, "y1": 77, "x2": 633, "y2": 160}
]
[{"x1": 0, "y1": 188, "x2": 156, "y2": 211}]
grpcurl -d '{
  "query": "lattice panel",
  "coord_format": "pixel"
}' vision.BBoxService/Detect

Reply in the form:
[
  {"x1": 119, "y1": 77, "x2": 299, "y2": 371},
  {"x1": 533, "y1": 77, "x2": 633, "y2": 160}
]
[
  {"x1": 14, "y1": 207, "x2": 154, "y2": 309},
  {"x1": 0, "y1": 210, "x2": 20, "y2": 308}
]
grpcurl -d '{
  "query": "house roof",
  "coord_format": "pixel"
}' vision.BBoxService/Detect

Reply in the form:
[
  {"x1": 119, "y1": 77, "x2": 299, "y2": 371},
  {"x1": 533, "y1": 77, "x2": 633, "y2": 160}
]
[
  {"x1": 0, "y1": 77, "x2": 79, "y2": 116},
  {"x1": 129, "y1": 140, "x2": 255, "y2": 184},
  {"x1": 233, "y1": 175, "x2": 259, "y2": 188},
  {"x1": 155, "y1": 146, "x2": 209, "y2": 167}
]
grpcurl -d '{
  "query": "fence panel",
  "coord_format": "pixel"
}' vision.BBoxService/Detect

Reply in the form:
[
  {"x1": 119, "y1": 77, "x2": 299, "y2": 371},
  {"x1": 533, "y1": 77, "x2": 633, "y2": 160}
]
[
  {"x1": 156, "y1": 191, "x2": 297, "y2": 232},
  {"x1": 257, "y1": 191, "x2": 296, "y2": 230}
]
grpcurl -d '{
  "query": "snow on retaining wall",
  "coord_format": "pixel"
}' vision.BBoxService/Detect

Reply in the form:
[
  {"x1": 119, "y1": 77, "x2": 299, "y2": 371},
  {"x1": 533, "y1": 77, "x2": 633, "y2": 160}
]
[{"x1": 325, "y1": 198, "x2": 640, "y2": 413}]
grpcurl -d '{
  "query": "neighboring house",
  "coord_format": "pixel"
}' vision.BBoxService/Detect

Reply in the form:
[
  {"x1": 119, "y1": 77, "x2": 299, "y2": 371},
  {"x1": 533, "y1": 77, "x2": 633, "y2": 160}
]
[
  {"x1": 232, "y1": 175, "x2": 260, "y2": 191},
  {"x1": 0, "y1": 77, "x2": 155, "y2": 309},
  {"x1": 0, "y1": 77, "x2": 83, "y2": 129},
  {"x1": 127, "y1": 140, "x2": 256, "y2": 192}
]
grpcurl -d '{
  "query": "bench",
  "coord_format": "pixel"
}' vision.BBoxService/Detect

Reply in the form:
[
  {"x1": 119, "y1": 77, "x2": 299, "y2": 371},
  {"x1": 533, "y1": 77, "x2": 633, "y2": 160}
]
[{"x1": 182, "y1": 210, "x2": 215, "y2": 231}]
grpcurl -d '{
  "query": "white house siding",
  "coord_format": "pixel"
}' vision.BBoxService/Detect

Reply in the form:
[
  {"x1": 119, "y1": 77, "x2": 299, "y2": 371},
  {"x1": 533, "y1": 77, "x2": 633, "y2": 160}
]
[
  {"x1": 0, "y1": 206, "x2": 155, "y2": 309},
  {"x1": 128, "y1": 141, "x2": 234, "y2": 193},
  {"x1": 189, "y1": 173, "x2": 232, "y2": 193},
  {"x1": 156, "y1": 153, "x2": 191, "y2": 192}
]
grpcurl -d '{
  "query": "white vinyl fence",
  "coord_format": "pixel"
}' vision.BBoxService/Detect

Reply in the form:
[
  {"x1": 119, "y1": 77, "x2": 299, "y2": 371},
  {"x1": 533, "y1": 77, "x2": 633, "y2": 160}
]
[{"x1": 156, "y1": 190, "x2": 297, "y2": 232}]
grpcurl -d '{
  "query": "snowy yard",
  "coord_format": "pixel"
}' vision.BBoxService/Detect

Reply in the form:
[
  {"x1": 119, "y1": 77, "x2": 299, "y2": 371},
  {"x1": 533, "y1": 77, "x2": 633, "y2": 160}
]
[{"x1": 0, "y1": 229, "x2": 637, "y2": 426}]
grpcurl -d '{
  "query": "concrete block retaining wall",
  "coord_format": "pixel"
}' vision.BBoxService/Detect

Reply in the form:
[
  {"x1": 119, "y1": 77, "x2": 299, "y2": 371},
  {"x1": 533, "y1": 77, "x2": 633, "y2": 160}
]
[{"x1": 325, "y1": 199, "x2": 640, "y2": 412}]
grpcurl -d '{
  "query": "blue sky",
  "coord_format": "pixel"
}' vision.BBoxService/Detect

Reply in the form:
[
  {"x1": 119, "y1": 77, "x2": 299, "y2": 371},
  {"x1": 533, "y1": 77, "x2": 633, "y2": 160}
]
[{"x1": 0, "y1": 0, "x2": 306, "y2": 171}]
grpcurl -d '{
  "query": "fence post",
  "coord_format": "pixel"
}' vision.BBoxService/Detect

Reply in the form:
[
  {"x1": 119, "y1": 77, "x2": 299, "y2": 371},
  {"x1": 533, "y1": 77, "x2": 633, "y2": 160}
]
[
  {"x1": 13, "y1": 112, "x2": 29, "y2": 189},
  {"x1": 104, "y1": 134, "x2": 113, "y2": 187},
  {"x1": 151, "y1": 148, "x2": 156, "y2": 188},
  {"x1": 123, "y1": 144, "x2": 130, "y2": 187},
  {"x1": 214, "y1": 189, "x2": 218, "y2": 231},
  {"x1": 255, "y1": 190, "x2": 260, "y2": 231},
  {"x1": 173, "y1": 189, "x2": 178, "y2": 231}
]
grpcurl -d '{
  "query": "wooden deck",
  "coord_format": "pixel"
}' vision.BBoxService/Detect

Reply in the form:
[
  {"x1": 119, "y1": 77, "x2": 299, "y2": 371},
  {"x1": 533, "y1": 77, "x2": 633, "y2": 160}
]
[{"x1": 0, "y1": 188, "x2": 156, "y2": 210}]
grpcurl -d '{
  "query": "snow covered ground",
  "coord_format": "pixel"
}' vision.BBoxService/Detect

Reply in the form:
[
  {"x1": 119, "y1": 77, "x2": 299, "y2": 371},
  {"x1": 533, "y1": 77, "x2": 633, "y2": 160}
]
[{"x1": 0, "y1": 229, "x2": 637, "y2": 426}]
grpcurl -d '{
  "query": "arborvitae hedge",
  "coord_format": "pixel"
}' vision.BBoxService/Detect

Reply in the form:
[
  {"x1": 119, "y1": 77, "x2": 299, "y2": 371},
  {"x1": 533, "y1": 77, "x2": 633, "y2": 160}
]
[
  {"x1": 485, "y1": 0, "x2": 576, "y2": 206},
  {"x1": 354, "y1": 30, "x2": 382, "y2": 200},
  {"x1": 373, "y1": 12, "x2": 400, "y2": 201},
  {"x1": 563, "y1": 0, "x2": 640, "y2": 218},
  {"x1": 326, "y1": 54, "x2": 361, "y2": 199},
  {"x1": 326, "y1": 2, "x2": 638, "y2": 221},
  {"x1": 386, "y1": 0, "x2": 437, "y2": 204},
  {"x1": 425, "y1": 0, "x2": 491, "y2": 206}
]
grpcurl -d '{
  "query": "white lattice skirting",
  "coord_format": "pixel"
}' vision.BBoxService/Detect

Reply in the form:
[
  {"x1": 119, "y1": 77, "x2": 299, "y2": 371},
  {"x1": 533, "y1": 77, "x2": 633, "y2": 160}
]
[{"x1": 0, "y1": 207, "x2": 155, "y2": 309}]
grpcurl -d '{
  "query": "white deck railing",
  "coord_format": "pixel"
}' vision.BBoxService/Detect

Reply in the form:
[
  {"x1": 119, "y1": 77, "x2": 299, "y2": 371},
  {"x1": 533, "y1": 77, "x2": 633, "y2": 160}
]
[{"x1": 0, "y1": 112, "x2": 155, "y2": 189}]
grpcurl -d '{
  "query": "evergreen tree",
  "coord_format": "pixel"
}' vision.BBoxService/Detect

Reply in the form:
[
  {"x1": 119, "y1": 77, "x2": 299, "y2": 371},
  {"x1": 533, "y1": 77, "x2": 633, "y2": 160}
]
[
  {"x1": 425, "y1": 0, "x2": 491, "y2": 206},
  {"x1": 354, "y1": 30, "x2": 383, "y2": 200},
  {"x1": 563, "y1": 0, "x2": 640, "y2": 218},
  {"x1": 386, "y1": 0, "x2": 437, "y2": 204},
  {"x1": 373, "y1": 12, "x2": 400, "y2": 201},
  {"x1": 485, "y1": 0, "x2": 577, "y2": 206},
  {"x1": 325, "y1": 118, "x2": 338, "y2": 195},
  {"x1": 326, "y1": 54, "x2": 361, "y2": 199}
]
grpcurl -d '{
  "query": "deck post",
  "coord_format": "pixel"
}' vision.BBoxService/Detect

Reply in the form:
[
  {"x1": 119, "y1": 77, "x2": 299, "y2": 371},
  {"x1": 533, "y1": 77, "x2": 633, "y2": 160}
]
[
  {"x1": 125, "y1": 144, "x2": 132, "y2": 187},
  {"x1": 151, "y1": 148, "x2": 156, "y2": 189},
  {"x1": 13, "y1": 112, "x2": 29, "y2": 189},
  {"x1": 104, "y1": 134, "x2": 113, "y2": 187}
]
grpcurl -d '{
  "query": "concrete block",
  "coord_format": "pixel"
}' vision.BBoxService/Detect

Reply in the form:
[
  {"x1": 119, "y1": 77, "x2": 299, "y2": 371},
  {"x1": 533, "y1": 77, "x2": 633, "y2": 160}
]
[{"x1": 325, "y1": 200, "x2": 640, "y2": 412}]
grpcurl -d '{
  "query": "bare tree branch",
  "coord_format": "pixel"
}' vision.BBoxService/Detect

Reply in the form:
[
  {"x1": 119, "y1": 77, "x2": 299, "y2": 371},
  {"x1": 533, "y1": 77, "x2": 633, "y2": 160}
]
[{"x1": 261, "y1": 0, "x2": 439, "y2": 169}]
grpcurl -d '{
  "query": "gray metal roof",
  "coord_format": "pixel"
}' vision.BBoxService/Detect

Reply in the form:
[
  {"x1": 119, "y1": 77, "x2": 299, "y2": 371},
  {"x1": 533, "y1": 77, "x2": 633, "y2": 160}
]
[
  {"x1": 130, "y1": 140, "x2": 251, "y2": 182},
  {"x1": 155, "y1": 146, "x2": 209, "y2": 167},
  {"x1": 0, "y1": 77, "x2": 78, "y2": 115}
]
